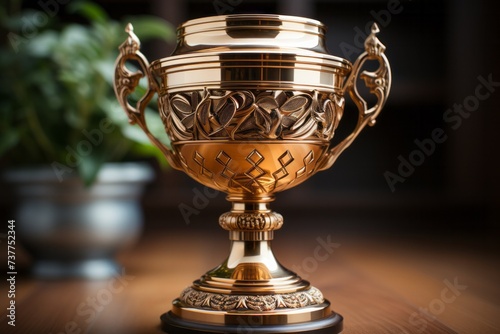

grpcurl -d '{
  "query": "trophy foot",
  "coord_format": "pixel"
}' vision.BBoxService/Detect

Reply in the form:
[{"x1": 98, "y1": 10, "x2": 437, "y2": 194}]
[{"x1": 161, "y1": 304, "x2": 343, "y2": 334}]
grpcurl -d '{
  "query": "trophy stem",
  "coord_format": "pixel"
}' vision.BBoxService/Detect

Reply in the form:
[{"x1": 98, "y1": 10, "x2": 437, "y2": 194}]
[
  {"x1": 195, "y1": 199, "x2": 308, "y2": 293},
  {"x1": 161, "y1": 198, "x2": 343, "y2": 333}
]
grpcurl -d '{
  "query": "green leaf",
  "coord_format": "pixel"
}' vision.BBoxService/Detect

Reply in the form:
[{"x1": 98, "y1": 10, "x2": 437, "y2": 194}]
[
  {"x1": 60, "y1": 24, "x2": 96, "y2": 50},
  {"x1": 26, "y1": 31, "x2": 58, "y2": 57},
  {"x1": 122, "y1": 125, "x2": 151, "y2": 144},
  {"x1": 2, "y1": 10, "x2": 49, "y2": 32},
  {"x1": 93, "y1": 59, "x2": 116, "y2": 86},
  {"x1": 99, "y1": 99, "x2": 129, "y2": 126},
  {"x1": 130, "y1": 142, "x2": 169, "y2": 169},
  {"x1": 145, "y1": 108, "x2": 170, "y2": 146},
  {"x1": 64, "y1": 108, "x2": 86, "y2": 128},
  {"x1": 68, "y1": 1, "x2": 108, "y2": 24}
]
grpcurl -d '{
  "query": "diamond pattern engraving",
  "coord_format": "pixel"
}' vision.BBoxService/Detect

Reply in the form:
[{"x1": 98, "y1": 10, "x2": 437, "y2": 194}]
[
  {"x1": 184, "y1": 147, "x2": 321, "y2": 195},
  {"x1": 193, "y1": 151, "x2": 213, "y2": 178},
  {"x1": 240, "y1": 149, "x2": 267, "y2": 192},
  {"x1": 296, "y1": 150, "x2": 315, "y2": 179},
  {"x1": 245, "y1": 149, "x2": 265, "y2": 180},
  {"x1": 216, "y1": 150, "x2": 235, "y2": 180},
  {"x1": 272, "y1": 150, "x2": 294, "y2": 182}
]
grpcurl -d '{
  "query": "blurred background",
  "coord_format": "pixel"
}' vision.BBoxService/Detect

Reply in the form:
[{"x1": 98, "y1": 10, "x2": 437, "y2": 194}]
[
  {"x1": 1, "y1": 0, "x2": 499, "y2": 252},
  {"x1": 1, "y1": 2, "x2": 499, "y2": 332}
]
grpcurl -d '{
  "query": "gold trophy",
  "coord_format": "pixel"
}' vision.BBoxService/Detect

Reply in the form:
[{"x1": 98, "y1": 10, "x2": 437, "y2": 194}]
[{"x1": 114, "y1": 14, "x2": 391, "y2": 334}]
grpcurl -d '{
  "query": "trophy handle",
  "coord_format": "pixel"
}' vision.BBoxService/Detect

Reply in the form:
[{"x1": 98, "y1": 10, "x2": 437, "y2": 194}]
[
  {"x1": 318, "y1": 23, "x2": 391, "y2": 171},
  {"x1": 114, "y1": 23, "x2": 181, "y2": 169}
]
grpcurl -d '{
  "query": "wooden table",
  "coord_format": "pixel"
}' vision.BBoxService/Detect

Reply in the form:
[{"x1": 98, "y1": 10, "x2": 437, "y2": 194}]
[{"x1": 1, "y1": 219, "x2": 499, "y2": 334}]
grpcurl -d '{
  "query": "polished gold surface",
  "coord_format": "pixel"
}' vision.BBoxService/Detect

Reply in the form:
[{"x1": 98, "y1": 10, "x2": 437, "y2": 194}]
[
  {"x1": 172, "y1": 14, "x2": 330, "y2": 55},
  {"x1": 114, "y1": 13, "x2": 391, "y2": 332},
  {"x1": 152, "y1": 14, "x2": 351, "y2": 94},
  {"x1": 175, "y1": 141, "x2": 329, "y2": 196}
]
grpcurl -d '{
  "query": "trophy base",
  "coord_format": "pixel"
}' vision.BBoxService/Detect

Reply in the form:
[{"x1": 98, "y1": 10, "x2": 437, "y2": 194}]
[{"x1": 161, "y1": 311, "x2": 343, "y2": 334}]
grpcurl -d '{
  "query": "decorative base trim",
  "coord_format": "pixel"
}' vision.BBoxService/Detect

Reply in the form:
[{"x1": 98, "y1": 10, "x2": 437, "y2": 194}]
[{"x1": 180, "y1": 286, "x2": 324, "y2": 311}]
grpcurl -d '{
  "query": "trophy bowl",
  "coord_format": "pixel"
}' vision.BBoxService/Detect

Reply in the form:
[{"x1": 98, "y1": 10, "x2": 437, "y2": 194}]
[{"x1": 114, "y1": 14, "x2": 391, "y2": 334}]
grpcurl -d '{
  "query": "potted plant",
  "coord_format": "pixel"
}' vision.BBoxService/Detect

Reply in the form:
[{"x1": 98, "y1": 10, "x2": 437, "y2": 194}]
[{"x1": 0, "y1": 1, "x2": 174, "y2": 278}]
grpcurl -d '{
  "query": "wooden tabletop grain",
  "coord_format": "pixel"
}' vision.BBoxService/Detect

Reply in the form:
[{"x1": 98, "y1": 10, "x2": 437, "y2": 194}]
[{"x1": 1, "y1": 222, "x2": 499, "y2": 334}]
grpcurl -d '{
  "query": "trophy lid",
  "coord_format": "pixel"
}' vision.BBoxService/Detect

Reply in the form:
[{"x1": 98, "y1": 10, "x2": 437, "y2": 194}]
[
  {"x1": 173, "y1": 14, "x2": 329, "y2": 55},
  {"x1": 151, "y1": 14, "x2": 352, "y2": 93}
]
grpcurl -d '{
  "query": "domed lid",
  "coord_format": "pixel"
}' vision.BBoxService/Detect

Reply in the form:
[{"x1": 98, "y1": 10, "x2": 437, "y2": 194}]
[{"x1": 150, "y1": 14, "x2": 351, "y2": 93}]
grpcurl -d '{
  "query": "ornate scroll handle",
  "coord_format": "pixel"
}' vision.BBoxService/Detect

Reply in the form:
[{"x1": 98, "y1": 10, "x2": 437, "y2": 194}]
[
  {"x1": 319, "y1": 23, "x2": 392, "y2": 171},
  {"x1": 113, "y1": 23, "x2": 180, "y2": 169}
]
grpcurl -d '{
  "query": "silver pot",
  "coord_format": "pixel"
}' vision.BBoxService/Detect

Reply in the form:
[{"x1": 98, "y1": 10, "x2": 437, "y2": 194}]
[{"x1": 4, "y1": 162, "x2": 154, "y2": 279}]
